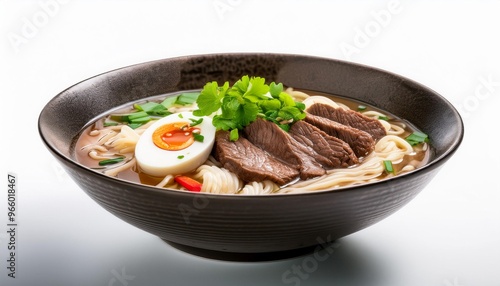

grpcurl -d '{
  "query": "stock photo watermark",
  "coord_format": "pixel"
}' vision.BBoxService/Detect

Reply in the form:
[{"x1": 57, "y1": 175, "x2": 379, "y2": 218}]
[
  {"x1": 455, "y1": 73, "x2": 499, "y2": 120},
  {"x1": 51, "y1": 160, "x2": 71, "y2": 183},
  {"x1": 7, "y1": 0, "x2": 70, "y2": 53},
  {"x1": 178, "y1": 194, "x2": 210, "y2": 224},
  {"x1": 281, "y1": 235, "x2": 340, "y2": 286},
  {"x1": 5, "y1": 173, "x2": 18, "y2": 279},
  {"x1": 212, "y1": 0, "x2": 243, "y2": 21},
  {"x1": 108, "y1": 267, "x2": 135, "y2": 286},
  {"x1": 339, "y1": 0, "x2": 402, "y2": 61},
  {"x1": 443, "y1": 277, "x2": 463, "y2": 286}
]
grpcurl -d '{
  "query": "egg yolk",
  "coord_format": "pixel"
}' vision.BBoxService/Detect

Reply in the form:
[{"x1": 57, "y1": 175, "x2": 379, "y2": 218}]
[{"x1": 152, "y1": 122, "x2": 200, "y2": 151}]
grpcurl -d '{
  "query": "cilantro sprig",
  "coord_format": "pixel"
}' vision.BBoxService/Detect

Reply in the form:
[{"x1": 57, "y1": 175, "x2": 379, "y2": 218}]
[{"x1": 193, "y1": 75, "x2": 306, "y2": 141}]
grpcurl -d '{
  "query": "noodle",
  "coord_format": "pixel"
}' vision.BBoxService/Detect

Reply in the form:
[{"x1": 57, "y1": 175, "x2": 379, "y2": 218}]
[
  {"x1": 192, "y1": 165, "x2": 242, "y2": 194},
  {"x1": 281, "y1": 135, "x2": 412, "y2": 193},
  {"x1": 156, "y1": 174, "x2": 174, "y2": 188},
  {"x1": 104, "y1": 158, "x2": 136, "y2": 177}
]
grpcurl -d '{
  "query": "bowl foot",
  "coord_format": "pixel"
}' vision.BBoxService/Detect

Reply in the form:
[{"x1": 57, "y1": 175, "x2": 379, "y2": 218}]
[{"x1": 163, "y1": 240, "x2": 322, "y2": 262}]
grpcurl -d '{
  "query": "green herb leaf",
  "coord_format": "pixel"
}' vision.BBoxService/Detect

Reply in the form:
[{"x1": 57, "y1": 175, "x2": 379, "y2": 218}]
[
  {"x1": 212, "y1": 116, "x2": 239, "y2": 131},
  {"x1": 269, "y1": 82, "x2": 283, "y2": 98},
  {"x1": 295, "y1": 101, "x2": 306, "y2": 111},
  {"x1": 193, "y1": 81, "x2": 228, "y2": 116},
  {"x1": 237, "y1": 100, "x2": 260, "y2": 126},
  {"x1": 259, "y1": 99, "x2": 282, "y2": 113},
  {"x1": 244, "y1": 76, "x2": 269, "y2": 99},
  {"x1": 232, "y1": 75, "x2": 250, "y2": 94},
  {"x1": 278, "y1": 124, "x2": 290, "y2": 132},
  {"x1": 177, "y1": 155, "x2": 185, "y2": 159},
  {"x1": 193, "y1": 75, "x2": 306, "y2": 135},
  {"x1": 278, "y1": 92, "x2": 296, "y2": 107}
]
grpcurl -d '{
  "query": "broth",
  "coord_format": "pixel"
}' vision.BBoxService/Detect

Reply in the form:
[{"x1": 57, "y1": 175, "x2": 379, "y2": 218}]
[{"x1": 73, "y1": 88, "x2": 431, "y2": 194}]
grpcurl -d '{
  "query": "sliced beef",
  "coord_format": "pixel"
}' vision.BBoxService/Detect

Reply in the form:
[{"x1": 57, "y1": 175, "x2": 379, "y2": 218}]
[
  {"x1": 305, "y1": 114, "x2": 375, "y2": 157},
  {"x1": 244, "y1": 118, "x2": 326, "y2": 180},
  {"x1": 307, "y1": 103, "x2": 386, "y2": 140},
  {"x1": 289, "y1": 121, "x2": 359, "y2": 168},
  {"x1": 214, "y1": 131, "x2": 299, "y2": 186}
]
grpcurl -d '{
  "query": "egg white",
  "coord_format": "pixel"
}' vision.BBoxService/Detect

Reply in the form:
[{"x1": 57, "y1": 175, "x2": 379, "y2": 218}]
[{"x1": 135, "y1": 112, "x2": 216, "y2": 177}]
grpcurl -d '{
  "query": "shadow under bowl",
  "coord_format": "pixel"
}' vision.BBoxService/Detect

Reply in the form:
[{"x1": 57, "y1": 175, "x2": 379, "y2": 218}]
[{"x1": 38, "y1": 53, "x2": 464, "y2": 258}]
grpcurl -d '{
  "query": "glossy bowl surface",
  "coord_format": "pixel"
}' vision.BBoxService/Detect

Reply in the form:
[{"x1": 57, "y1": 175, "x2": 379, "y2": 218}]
[{"x1": 39, "y1": 53, "x2": 463, "y2": 258}]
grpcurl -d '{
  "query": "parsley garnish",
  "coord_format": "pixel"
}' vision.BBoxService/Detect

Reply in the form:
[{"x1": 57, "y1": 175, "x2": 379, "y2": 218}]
[{"x1": 193, "y1": 76, "x2": 306, "y2": 141}]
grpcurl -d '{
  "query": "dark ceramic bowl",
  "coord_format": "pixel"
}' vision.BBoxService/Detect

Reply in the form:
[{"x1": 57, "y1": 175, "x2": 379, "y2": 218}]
[{"x1": 39, "y1": 53, "x2": 463, "y2": 260}]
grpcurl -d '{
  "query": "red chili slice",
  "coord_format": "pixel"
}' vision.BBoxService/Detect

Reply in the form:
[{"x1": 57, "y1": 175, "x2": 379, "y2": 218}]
[{"x1": 174, "y1": 176, "x2": 202, "y2": 192}]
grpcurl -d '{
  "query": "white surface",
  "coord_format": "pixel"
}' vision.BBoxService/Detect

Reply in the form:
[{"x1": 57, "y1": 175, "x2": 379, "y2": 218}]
[{"x1": 1, "y1": 1, "x2": 499, "y2": 285}]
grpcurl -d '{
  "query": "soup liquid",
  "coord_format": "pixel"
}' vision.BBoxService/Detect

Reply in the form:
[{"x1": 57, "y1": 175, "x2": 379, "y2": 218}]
[{"x1": 73, "y1": 90, "x2": 432, "y2": 188}]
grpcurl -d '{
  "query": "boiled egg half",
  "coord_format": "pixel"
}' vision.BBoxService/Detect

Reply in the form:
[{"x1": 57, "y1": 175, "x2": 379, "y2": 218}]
[{"x1": 135, "y1": 112, "x2": 216, "y2": 177}]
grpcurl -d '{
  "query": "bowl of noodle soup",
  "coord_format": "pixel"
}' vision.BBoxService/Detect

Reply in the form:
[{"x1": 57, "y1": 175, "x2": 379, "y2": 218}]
[{"x1": 39, "y1": 53, "x2": 463, "y2": 259}]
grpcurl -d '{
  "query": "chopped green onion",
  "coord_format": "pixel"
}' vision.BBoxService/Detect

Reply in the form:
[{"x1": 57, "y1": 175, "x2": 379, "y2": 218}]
[
  {"x1": 229, "y1": 129, "x2": 239, "y2": 141},
  {"x1": 109, "y1": 114, "x2": 127, "y2": 122},
  {"x1": 126, "y1": 111, "x2": 149, "y2": 121},
  {"x1": 176, "y1": 92, "x2": 200, "y2": 105},
  {"x1": 153, "y1": 109, "x2": 172, "y2": 117},
  {"x1": 405, "y1": 131, "x2": 429, "y2": 146},
  {"x1": 134, "y1": 102, "x2": 159, "y2": 112},
  {"x1": 103, "y1": 121, "x2": 119, "y2": 127},
  {"x1": 189, "y1": 118, "x2": 203, "y2": 127},
  {"x1": 161, "y1": 96, "x2": 178, "y2": 108},
  {"x1": 110, "y1": 111, "x2": 150, "y2": 125},
  {"x1": 358, "y1": 105, "x2": 367, "y2": 111},
  {"x1": 193, "y1": 133, "x2": 204, "y2": 142},
  {"x1": 383, "y1": 160, "x2": 394, "y2": 173},
  {"x1": 99, "y1": 157, "x2": 125, "y2": 166},
  {"x1": 177, "y1": 155, "x2": 185, "y2": 159},
  {"x1": 378, "y1": 115, "x2": 390, "y2": 121},
  {"x1": 129, "y1": 116, "x2": 151, "y2": 124},
  {"x1": 128, "y1": 123, "x2": 143, "y2": 129},
  {"x1": 134, "y1": 102, "x2": 172, "y2": 117},
  {"x1": 178, "y1": 113, "x2": 184, "y2": 118}
]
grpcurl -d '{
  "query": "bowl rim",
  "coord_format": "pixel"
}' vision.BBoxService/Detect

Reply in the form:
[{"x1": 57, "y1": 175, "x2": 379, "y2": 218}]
[{"x1": 38, "y1": 52, "x2": 465, "y2": 198}]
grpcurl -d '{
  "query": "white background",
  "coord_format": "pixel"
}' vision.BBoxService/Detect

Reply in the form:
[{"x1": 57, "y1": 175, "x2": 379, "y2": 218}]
[{"x1": 1, "y1": 0, "x2": 499, "y2": 285}]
